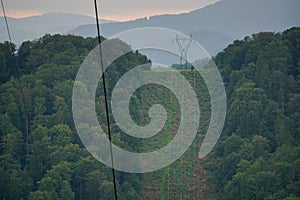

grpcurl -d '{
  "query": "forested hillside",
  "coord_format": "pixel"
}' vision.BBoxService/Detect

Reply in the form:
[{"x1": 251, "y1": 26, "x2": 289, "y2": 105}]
[
  {"x1": 0, "y1": 34, "x2": 150, "y2": 199},
  {"x1": 0, "y1": 27, "x2": 299, "y2": 200},
  {"x1": 206, "y1": 27, "x2": 300, "y2": 199}
]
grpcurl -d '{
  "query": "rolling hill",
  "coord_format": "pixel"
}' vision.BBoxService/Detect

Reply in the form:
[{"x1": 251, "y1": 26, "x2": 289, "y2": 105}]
[
  {"x1": 0, "y1": 12, "x2": 114, "y2": 45},
  {"x1": 69, "y1": 0, "x2": 300, "y2": 55}
]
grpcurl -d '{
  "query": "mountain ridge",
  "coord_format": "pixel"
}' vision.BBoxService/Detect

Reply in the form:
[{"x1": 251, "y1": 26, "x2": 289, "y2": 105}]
[
  {"x1": 0, "y1": 12, "x2": 115, "y2": 45},
  {"x1": 69, "y1": 0, "x2": 300, "y2": 55}
]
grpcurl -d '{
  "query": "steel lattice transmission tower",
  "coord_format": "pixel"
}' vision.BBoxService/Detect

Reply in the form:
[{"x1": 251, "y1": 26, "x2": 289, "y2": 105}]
[{"x1": 175, "y1": 35, "x2": 193, "y2": 69}]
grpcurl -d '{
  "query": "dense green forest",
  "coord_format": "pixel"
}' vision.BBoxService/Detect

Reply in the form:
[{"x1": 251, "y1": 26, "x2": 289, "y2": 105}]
[
  {"x1": 0, "y1": 27, "x2": 299, "y2": 200},
  {"x1": 0, "y1": 35, "x2": 151, "y2": 199},
  {"x1": 207, "y1": 27, "x2": 300, "y2": 199}
]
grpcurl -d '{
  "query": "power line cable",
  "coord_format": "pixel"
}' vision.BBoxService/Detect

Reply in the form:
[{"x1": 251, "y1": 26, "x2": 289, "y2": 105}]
[
  {"x1": 93, "y1": 0, "x2": 118, "y2": 199},
  {"x1": 2, "y1": 1, "x2": 117, "y2": 199},
  {"x1": 1, "y1": 0, "x2": 29, "y2": 154}
]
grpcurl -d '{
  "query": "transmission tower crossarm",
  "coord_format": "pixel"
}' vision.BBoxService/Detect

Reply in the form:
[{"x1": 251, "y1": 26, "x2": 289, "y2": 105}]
[{"x1": 175, "y1": 35, "x2": 193, "y2": 69}]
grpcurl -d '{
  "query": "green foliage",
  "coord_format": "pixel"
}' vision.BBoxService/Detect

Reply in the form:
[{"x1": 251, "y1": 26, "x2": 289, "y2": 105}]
[
  {"x1": 206, "y1": 27, "x2": 300, "y2": 199},
  {"x1": 0, "y1": 42, "x2": 16, "y2": 84},
  {"x1": 0, "y1": 34, "x2": 149, "y2": 199},
  {"x1": 1, "y1": 27, "x2": 299, "y2": 199}
]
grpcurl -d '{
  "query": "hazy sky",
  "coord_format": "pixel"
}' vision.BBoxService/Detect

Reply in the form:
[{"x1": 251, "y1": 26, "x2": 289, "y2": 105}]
[{"x1": 2, "y1": 0, "x2": 219, "y2": 21}]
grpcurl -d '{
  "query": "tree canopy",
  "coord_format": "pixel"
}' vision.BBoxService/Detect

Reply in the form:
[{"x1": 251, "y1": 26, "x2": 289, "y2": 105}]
[{"x1": 0, "y1": 27, "x2": 299, "y2": 199}]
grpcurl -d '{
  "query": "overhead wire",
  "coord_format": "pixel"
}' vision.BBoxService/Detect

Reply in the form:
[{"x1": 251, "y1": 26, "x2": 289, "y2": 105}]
[
  {"x1": 2, "y1": 0, "x2": 119, "y2": 198},
  {"x1": 1, "y1": 0, "x2": 29, "y2": 154},
  {"x1": 93, "y1": 0, "x2": 118, "y2": 199},
  {"x1": 2, "y1": 0, "x2": 118, "y2": 198}
]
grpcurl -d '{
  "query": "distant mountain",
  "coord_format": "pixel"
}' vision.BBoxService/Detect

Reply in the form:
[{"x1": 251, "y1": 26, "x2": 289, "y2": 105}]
[
  {"x1": 69, "y1": 0, "x2": 300, "y2": 55},
  {"x1": 0, "y1": 12, "x2": 114, "y2": 45}
]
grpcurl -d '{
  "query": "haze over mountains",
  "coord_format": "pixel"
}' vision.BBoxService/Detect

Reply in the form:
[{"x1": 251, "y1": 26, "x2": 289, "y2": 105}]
[
  {"x1": 0, "y1": 12, "x2": 113, "y2": 45},
  {"x1": 1, "y1": 0, "x2": 299, "y2": 55},
  {"x1": 70, "y1": 0, "x2": 300, "y2": 55}
]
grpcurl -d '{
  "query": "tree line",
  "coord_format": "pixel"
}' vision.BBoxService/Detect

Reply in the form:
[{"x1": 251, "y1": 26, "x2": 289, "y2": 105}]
[{"x1": 0, "y1": 27, "x2": 299, "y2": 199}]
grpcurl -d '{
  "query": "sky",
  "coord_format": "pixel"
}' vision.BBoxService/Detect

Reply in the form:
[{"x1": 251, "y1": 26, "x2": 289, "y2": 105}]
[{"x1": 2, "y1": 0, "x2": 219, "y2": 21}]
